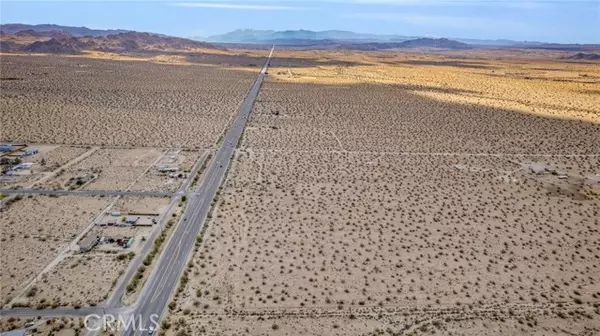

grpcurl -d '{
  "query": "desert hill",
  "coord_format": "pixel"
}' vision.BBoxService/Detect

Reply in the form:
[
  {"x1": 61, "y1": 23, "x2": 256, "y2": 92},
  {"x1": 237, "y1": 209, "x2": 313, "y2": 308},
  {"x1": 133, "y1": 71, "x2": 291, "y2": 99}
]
[
  {"x1": 341, "y1": 38, "x2": 472, "y2": 51},
  {"x1": 23, "y1": 37, "x2": 91, "y2": 54},
  {"x1": 14, "y1": 29, "x2": 72, "y2": 39},
  {"x1": 396, "y1": 37, "x2": 471, "y2": 49},
  {"x1": 563, "y1": 52, "x2": 600, "y2": 60},
  {"x1": 94, "y1": 32, "x2": 217, "y2": 51}
]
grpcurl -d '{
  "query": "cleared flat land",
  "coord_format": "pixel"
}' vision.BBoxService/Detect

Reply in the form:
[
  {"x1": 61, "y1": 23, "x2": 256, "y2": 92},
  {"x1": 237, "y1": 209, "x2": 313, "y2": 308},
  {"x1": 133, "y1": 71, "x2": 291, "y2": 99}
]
[
  {"x1": 1, "y1": 54, "x2": 259, "y2": 148},
  {"x1": 22, "y1": 254, "x2": 131, "y2": 308},
  {"x1": 166, "y1": 51, "x2": 600, "y2": 335}
]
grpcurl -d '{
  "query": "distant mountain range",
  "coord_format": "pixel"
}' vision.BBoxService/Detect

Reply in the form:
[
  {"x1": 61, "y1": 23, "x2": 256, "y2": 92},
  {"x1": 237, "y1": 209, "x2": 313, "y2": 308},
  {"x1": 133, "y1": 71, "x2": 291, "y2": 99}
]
[
  {"x1": 0, "y1": 23, "x2": 131, "y2": 37},
  {"x1": 1, "y1": 24, "x2": 598, "y2": 55},
  {"x1": 201, "y1": 29, "x2": 418, "y2": 44},
  {"x1": 323, "y1": 38, "x2": 473, "y2": 51},
  {"x1": 197, "y1": 29, "x2": 543, "y2": 47}
]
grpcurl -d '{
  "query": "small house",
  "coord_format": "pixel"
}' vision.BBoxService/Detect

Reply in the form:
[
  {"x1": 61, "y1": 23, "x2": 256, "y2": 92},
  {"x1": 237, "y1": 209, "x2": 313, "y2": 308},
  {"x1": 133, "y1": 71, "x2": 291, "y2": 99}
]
[
  {"x1": 0, "y1": 145, "x2": 14, "y2": 153},
  {"x1": 158, "y1": 167, "x2": 178, "y2": 173},
  {"x1": 125, "y1": 216, "x2": 139, "y2": 224},
  {"x1": 529, "y1": 164, "x2": 547, "y2": 175},
  {"x1": 0, "y1": 157, "x2": 20, "y2": 165},
  {"x1": 78, "y1": 235, "x2": 98, "y2": 252}
]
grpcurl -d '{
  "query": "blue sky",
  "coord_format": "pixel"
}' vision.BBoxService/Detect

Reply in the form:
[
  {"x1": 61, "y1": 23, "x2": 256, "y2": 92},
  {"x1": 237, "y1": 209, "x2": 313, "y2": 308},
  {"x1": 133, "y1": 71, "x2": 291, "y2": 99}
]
[{"x1": 1, "y1": 0, "x2": 598, "y2": 43}]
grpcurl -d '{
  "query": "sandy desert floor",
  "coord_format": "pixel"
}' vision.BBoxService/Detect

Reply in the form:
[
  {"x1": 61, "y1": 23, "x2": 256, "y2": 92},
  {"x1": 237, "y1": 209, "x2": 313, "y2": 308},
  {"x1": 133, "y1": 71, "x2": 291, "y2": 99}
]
[
  {"x1": 268, "y1": 49, "x2": 600, "y2": 124},
  {"x1": 112, "y1": 196, "x2": 171, "y2": 214},
  {"x1": 26, "y1": 146, "x2": 91, "y2": 172},
  {"x1": 166, "y1": 50, "x2": 600, "y2": 335},
  {"x1": 0, "y1": 54, "x2": 259, "y2": 148},
  {"x1": 0, "y1": 195, "x2": 111, "y2": 303},
  {"x1": 21, "y1": 253, "x2": 131, "y2": 307},
  {"x1": 245, "y1": 61, "x2": 599, "y2": 154}
]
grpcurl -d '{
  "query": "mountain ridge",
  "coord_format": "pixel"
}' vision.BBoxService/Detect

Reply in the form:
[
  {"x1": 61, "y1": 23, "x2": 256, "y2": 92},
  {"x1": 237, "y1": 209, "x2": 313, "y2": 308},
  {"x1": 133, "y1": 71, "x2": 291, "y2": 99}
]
[{"x1": 197, "y1": 29, "x2": 543, "y2": 46}]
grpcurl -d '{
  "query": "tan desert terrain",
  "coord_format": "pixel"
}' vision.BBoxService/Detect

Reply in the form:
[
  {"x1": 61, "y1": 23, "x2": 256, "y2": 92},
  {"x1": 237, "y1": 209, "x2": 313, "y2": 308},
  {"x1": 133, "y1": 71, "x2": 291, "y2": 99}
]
[
  {"x1": 245, "y1": 52, "x2": 600, "y2": 153},
  {"x1": 0, "y1": 195, "x2": 111, "y2": 303},
  {"x1": 21, "y1": 254, "x2": 131, "y2": 308},
  {"x1": 165, "y1": 50, "x2": 600, "y2": 335},
  {"x1": 112, "y1": 196, "x2": 171, "y2": 214},
  {"x1": 1, "y1": 49, "x2": 260, "y2": 312},
  {"x1": 1, "y1": 54, "x2": 259, "y2": 148},
  {"x1": 26, "y1": 146, "x2": 91, "y2": 171}
]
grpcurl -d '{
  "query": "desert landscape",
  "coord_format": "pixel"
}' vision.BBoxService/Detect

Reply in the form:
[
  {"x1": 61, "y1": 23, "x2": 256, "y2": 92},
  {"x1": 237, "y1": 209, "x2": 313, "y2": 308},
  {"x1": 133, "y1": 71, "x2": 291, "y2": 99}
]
[
  {"x1": 2, "y1": 20, "x2": 600, "y2": 336},
  {"x1": 0, "y1": 29, "x2": 262, "y2": 313},
  {"x1": 0, "y1": 54, "x2": 259, "y2": 148},
  {"x1": 165, "y1": 49, "x2": 600, "y2": 335}
]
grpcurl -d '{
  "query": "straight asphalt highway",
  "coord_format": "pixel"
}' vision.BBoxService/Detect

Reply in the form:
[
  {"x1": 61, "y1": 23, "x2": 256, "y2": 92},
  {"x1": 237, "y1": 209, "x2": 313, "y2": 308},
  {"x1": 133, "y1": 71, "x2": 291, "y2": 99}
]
[
  {"x1": 124, "y1": 46, "x2": 275, "y2": 336},
  {"x1": 105, "y1": 151, "x2": 211, "y2": 308}
]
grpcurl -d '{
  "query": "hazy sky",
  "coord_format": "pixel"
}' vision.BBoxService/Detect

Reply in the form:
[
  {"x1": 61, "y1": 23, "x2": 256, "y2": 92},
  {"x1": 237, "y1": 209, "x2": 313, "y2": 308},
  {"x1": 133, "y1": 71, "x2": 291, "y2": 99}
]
[{"x1": 1, "y1": 0, "x2": 599, "y2": 43}]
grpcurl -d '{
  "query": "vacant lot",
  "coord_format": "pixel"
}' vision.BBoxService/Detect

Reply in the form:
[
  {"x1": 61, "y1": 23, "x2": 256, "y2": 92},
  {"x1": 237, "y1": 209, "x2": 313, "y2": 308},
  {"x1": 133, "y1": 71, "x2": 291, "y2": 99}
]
[
  {"x1": 0, "y1": 54, "x2": 260, "y2": 148},
  {"x1": 177, "y1": 151, "x2": 600, "y2": 303},
  {"x1": 19, "y1": 253, "x2": 131, "y2": 308},
  {"x1": 0, "y1": 195, "x2": 111, "y2": 303},
  {"x1": 167, "y1": 51, "x2": 600, "y2": 335},
  {"x1": 168, "y1": 151, "x2": 600, "y2": 334},
  {"x1": 112, "y1": 196, "x2": 171, "y2": 215},
  {"x1": 41, "y1": 147, "x2": 163, "y2": 191}
]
